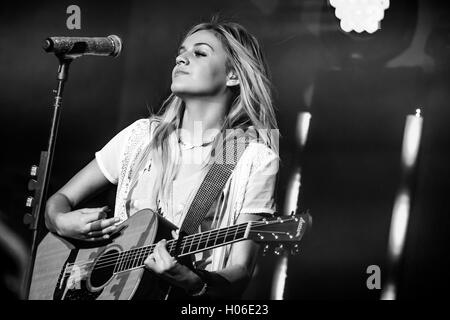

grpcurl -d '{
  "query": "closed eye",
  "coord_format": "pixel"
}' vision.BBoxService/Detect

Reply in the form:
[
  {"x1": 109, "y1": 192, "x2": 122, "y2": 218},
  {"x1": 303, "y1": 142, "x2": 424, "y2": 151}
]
[{"x1": 194, "y1": 50, "x2": 207, "y2": 57}]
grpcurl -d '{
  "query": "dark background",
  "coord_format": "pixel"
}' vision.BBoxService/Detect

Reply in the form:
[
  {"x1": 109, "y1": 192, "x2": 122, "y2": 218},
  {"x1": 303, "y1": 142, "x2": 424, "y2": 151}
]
[{"x1": 0, "y1": 0, "x2": 449, "y2": 299}]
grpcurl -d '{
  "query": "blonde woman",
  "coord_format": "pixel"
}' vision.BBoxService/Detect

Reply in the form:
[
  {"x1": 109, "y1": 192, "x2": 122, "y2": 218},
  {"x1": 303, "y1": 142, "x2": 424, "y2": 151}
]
[{"x1": 45, "y1": 20, "x2": 279, "y2": 299}]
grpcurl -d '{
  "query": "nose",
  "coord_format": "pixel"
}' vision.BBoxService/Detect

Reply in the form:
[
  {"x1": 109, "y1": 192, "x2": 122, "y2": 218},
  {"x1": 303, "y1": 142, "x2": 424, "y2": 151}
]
[{"x1": 176, "y1": 53, "x2": 189, "y2": 66}]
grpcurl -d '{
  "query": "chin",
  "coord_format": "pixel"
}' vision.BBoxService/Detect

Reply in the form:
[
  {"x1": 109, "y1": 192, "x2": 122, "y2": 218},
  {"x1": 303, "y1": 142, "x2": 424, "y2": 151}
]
[
  {"x1": 171, "y1": 84, "x2": 202, "y2": 97},
  {"x1": 171, "y1": 84, "x2": 188, "y2": 97},
  {"x1": 171, "y1": 80, "x2": 189, "y2": 93}
]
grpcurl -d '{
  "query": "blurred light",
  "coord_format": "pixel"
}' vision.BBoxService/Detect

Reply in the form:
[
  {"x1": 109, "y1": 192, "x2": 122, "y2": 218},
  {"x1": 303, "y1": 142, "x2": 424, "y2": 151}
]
[
  {"x1": 271, "y1": 254, "x2": 288, "y2": 300},
  {"x1": 402, "y1": 109, "x2": 423, "y2": 169},
  {"x1": 284, "y1": 170, "x2": 301, "y2": 216},
  {"x1": 388, "y1": 191, "x2": 410, "y2": 258},
  {"x1": 381, "y1": 283, "x2": 396, "y2": 300},
  {"x1": 329, "y1": 0, "x2": 390, "y2": 34},
  {"x1": 296, "y1": 112, "x2": 312, "y2": 148}
]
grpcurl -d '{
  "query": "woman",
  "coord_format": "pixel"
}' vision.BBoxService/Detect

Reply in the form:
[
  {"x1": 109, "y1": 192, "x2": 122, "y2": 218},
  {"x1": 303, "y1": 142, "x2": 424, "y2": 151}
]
[{"x1": 45, "y1": 20, "x2": 279, "y2": 299}]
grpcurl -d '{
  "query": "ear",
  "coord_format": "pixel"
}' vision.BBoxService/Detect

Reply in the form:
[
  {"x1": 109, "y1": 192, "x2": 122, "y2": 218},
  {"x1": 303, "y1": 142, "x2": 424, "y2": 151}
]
[{"x1": 226, "y1": 71, "x2": 240, "y2": 87}]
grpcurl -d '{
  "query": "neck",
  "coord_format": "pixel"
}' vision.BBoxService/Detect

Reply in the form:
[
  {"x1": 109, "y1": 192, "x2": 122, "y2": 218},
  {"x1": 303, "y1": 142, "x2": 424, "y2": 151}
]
[{"x1": 180, "y1": 95, "x2": 230, "y2": 143}]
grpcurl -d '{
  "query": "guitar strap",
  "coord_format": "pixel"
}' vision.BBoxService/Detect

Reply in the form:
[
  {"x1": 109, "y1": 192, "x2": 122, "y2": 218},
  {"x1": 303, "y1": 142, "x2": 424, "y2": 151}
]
[{"x1": 179, "y1": 130, "x2": 250, "y2": 236}]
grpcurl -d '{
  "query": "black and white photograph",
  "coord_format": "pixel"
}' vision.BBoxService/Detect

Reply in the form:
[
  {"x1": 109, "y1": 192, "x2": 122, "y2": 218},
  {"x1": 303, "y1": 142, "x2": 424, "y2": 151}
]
[{"x1": 0, "y1": 0, "x2": 449, "y2": 308}]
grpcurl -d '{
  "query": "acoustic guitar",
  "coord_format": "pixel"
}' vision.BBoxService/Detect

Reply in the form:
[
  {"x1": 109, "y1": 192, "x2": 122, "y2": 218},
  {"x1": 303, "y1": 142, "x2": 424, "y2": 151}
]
[{"x1": 28, "y1": 209, "x2": 311, "y2": 300}]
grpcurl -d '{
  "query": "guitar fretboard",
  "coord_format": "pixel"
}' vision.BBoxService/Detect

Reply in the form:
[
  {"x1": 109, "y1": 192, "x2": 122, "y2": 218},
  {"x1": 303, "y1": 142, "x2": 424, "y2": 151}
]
[{"x1": 113, "y1": 221, "x2": 250, "y2": 273}]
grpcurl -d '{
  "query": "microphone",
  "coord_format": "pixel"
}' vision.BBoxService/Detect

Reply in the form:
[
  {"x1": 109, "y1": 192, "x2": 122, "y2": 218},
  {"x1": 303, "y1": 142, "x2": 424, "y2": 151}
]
[{"x1": 42, "y1": 35, "x2": 122, "y2": 58}]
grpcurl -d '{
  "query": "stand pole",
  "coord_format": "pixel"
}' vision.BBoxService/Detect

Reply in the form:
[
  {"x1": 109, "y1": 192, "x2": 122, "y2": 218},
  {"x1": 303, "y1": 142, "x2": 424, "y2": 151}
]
[{"x1": 23, "y1": 56, "x2": 73, "y2": 299}]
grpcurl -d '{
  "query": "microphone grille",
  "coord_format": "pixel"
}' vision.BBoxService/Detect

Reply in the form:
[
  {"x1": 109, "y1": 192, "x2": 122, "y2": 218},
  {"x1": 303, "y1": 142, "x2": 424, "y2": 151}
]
[
  {"x1": 42, "y1": 38, "x2": 54, "y2": 52},
  {"x1": 108, "y1": 35, "x2": 122, "y2": 57}
]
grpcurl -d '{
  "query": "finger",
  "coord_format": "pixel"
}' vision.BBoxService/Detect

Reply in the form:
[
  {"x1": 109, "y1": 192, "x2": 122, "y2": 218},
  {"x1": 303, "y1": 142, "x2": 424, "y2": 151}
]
[
  {"x1": 155, "y1": 240, "x2": 177, "y2": 267},
  {"x1": 144, "y1": 253, "x2": 160, "y2": 273},
  {"x1": 86, "y1": 224, "x2": 117, "y2": 237},
  {"x1": 153, "y1": 245, "x2": 172, "y2": 272},
  {"x1": 81, "y1": 206, "x2": 110, "y2": 215},
  {"x1": 171, "y1": 230, "x2": 179, "y2": 240},
  {"x1": 83, "y1": 234, "x2": 111, "y2": 242},
  {"x1": 153, "y1": 246, "x2": 163, "y2": 265},
  {"x1": 82, "y1": 207, "x2": 111, "y2": 223},
  {"x1": 85, "y1": 217, "x2": 120, "y2": 233}
]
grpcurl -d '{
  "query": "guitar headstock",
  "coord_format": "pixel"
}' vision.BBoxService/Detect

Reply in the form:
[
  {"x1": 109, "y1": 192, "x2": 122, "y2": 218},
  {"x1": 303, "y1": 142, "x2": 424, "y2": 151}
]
[{"x1": 248, "y1": 212, "x2": 312, "y2": 256}]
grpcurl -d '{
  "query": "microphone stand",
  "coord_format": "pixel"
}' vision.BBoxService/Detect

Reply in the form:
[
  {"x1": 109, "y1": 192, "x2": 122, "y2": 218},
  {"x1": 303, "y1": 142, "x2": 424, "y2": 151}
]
[{"x1": 23, "y1": 55, "x2": 73, "y2": 299}]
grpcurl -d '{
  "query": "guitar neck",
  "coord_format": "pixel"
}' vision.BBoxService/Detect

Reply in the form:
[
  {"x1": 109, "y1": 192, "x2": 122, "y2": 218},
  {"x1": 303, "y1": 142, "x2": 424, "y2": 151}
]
[{"x1": 114, "y1": 222, "x2": 251, "y2": 273}]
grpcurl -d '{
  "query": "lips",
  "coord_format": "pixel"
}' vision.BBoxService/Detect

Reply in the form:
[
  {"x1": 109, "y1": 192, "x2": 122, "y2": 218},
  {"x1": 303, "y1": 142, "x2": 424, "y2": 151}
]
[{"x1": 174, "y1": 69, "x2": 189, "y2": 77}]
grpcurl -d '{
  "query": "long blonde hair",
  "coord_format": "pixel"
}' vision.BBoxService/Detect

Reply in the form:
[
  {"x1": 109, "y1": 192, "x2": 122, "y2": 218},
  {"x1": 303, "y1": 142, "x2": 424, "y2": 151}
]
[{"x1": 132, "y1": 20, "x2": 279, "y2": 211}]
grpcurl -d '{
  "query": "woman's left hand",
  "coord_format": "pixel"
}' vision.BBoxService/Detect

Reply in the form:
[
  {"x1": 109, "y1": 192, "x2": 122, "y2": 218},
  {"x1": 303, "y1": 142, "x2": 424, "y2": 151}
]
[{"x1": 144, "y1": 239, "x2": 202, "y2": 293}]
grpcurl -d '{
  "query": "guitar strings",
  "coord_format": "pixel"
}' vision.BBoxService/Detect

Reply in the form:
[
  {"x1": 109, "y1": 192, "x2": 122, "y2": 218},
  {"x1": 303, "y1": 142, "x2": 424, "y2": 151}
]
[
  {"x1": 63, "y1": 222, "x2": 249, "y2": 274},
  {"x1": 64, "y1": 222, "x2": 248, "y2": 273},
  {"x1": 91, "y1": 217, "x2": 297, "y2": 273},
  {"x1": 63, "y1": 218, "x2": 293, "y2": 274},
  {"x1": 64, "y1": 218, "x2": 295, "y2": 274},
  {"x1": 66, "y1": 220, "x2": 243, "y2": 265}
]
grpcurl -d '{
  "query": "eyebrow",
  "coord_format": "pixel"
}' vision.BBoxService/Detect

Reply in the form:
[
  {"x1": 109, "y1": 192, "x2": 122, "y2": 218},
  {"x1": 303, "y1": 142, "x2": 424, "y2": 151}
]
[{"x1": 178, "y1": 42, "x2": 215, "y2": 53}]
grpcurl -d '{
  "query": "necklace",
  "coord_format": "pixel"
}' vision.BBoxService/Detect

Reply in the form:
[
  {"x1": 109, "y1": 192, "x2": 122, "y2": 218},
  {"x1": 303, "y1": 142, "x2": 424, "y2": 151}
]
[{"x1": 178, "y1": 135, "x2": 216, "y2": 149}]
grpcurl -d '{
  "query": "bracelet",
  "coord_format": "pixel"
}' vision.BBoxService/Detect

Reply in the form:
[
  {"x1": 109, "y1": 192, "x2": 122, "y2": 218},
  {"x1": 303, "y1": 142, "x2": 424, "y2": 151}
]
[
  {"x1": 191, "y1": 281, "x2": 208, "y2": 297},
  {"x1": 190, "y1": 269, "x2": 211, "y2": 297}
]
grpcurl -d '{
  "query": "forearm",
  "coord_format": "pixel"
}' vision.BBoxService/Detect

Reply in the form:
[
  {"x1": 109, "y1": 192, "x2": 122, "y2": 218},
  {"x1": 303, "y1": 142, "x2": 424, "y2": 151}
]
[
  {"x1": 45, "y1": 192, "x2": 73, "y2": 233},
  {"x1": 196, "y1": 264, "x2": 252, "y2": 299},
  {"x1": 192, "y1": 238, "x2": 260, "y2": 299}
]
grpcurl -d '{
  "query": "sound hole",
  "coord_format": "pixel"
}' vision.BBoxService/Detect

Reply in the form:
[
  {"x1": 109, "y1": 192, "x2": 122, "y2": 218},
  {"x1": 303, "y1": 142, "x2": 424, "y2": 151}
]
[{"x1": 90, "y1": 248, "x2": 120, "y2": 288}]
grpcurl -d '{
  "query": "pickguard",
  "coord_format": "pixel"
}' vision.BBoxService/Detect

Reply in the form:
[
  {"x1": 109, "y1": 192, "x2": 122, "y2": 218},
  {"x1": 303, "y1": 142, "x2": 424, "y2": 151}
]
[{"x1": 53, "y1": 248, "x2": 103, "y2": 300}]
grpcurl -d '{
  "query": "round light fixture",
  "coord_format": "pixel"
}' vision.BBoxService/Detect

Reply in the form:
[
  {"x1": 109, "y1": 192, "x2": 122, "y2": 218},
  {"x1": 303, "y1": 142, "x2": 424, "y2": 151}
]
[{"x1": 329, "y1": 0, "x2": 390, "y2": 34}]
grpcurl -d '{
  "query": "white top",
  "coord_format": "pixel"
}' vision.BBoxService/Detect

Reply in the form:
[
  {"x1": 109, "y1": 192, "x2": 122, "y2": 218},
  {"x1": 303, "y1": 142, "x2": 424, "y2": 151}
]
[{"x1": 95, "y1": 118, "x2": 279, "y2": 271}]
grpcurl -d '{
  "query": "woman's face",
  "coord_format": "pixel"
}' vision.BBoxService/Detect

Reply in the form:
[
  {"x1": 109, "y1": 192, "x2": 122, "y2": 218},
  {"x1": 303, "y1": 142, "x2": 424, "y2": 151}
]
[{"x1": 171, "y1": 30, "x2": 232, "y2": 98}]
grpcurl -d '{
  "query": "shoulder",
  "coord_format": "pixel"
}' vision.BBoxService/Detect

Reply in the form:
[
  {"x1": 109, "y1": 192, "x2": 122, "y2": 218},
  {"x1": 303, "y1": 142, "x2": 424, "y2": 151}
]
[
  {"x1": 246, "y1": 141, "x2": 278, "y2": 159},
  {"x1": 238, "y1": 125, "x2": 279, "y2": 164},
  {"x1": 127, "y1": 118, "x2": 151, "y2": 134},
  {"x1": 242, "y1": 141, "x2": 279, "y2": 173},
  {"x1": 122, "y1": 117, "x2": 160, "y2": 140}
]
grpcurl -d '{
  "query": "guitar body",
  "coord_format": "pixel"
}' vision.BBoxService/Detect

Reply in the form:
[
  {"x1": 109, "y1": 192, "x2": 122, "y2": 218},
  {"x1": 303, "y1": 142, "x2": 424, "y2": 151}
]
[{"x1": 29, "y1": 209, "x2": 176, "y2": 300}]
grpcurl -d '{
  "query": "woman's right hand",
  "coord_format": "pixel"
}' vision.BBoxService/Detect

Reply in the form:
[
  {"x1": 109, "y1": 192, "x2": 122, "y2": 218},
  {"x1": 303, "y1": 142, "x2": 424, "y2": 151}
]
[{"x1": 54, "y1": 206, "x2": 120, "y2": 241}]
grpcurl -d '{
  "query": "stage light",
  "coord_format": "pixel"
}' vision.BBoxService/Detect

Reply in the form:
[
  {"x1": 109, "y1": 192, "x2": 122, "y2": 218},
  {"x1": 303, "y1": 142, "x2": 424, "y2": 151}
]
[{"x1": 329, "y1": 0, "x2": 390, "y2": 34}]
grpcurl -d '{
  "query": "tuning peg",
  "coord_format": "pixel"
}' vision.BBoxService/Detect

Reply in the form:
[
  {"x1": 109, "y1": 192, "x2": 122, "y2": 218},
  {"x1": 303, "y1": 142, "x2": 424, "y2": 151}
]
[
  {"x1": 30, "y1": 165, "x2": 38, "y2": 177},
  {"x1": 290, "y1": 244, "x2": 301, "y2": 256},
  {"x1": 25, "y1": 196, "x2": 34, "y2": 208},
  {"x1": 262, "y1": 244, "x2": 270, "y2": 256},
  {"x1": 274, "y1": 244, "x2": 285, "y2": 255}
]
